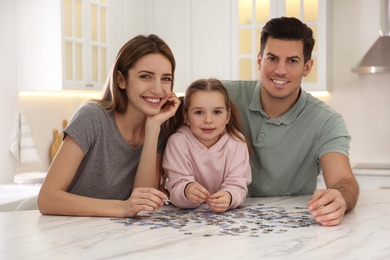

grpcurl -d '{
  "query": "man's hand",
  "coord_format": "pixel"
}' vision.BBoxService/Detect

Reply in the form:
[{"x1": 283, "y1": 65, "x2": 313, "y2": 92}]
[
  {"x1": 307, "y1": 189, "x2": 347, "y2": 226},
  {"x1": 316, "y1": 153, "x2": 359, "y2": 226}
]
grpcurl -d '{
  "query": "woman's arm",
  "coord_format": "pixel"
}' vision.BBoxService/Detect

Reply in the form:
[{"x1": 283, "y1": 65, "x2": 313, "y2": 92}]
[
  {"x1": 38, "y1": 136, "x2": 166, "y2": 217},
  {"x1": 132, "y1": 117, "x2": 162, "y2": 189},
  {"x1": 133, "y1": 92, "x2": 180, "y2": 189}
]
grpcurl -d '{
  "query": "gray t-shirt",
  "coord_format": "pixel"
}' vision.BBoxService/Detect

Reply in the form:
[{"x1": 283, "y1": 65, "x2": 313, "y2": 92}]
[
  {"x1": 64, "y1": 102, "x2": 166, "y2": 200},
  {"x1": 222, "y1": 80, "x2": 351, "y2": 196}
]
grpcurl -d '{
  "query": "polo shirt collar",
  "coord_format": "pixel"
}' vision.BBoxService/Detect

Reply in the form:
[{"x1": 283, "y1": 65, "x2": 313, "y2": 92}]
[
  {"x1": 248, "y1": 82, "x2": 307, "y2": 125},
  {"x1": 248, "y1": 81, "x2": 262, "y2": 112}
]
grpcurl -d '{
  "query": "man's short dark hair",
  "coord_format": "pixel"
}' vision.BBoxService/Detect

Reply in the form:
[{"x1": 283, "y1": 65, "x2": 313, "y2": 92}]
[{"x1": 260, "y1": 17, "x2": 315, "y2": 63}]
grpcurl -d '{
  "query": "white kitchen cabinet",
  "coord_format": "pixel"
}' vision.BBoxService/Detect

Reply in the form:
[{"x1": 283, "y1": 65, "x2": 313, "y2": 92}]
[
  {"x1": 143, "y1": 0, "x2": 233, "y2": 93},
  {"x1": 190, "y1": 0, "x2": 232, "y2": 83},
  {"x1": 0, "y1": 184, "x2": 41, "y2": 212},
  {"x1": 16, "y1": 0, "x2": 119, "y2": 91},
  {"x1": 317, "y1": 168, "x2": 390, "y2": 191},
  {"x1": 353, "y1": 168, "x2": 390, "y2": 191},
  {"x1": 144, "y1": 0, "x2": 191, "y2": 93},
  {"x1": 141, "y1": 0, "x2": 327, "y2": 92}
]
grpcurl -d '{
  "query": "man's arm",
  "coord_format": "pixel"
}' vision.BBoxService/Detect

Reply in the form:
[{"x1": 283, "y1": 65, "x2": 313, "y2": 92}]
[
  {"x1": 320, "y1": 152, "x2": 359, "y2": 211},
  {"x1": 308, "y1": 152, "x2": 359, "y2": 226}
]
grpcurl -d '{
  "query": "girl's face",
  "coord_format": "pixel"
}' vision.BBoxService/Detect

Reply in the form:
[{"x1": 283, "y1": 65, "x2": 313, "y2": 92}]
[
  {"x1": 184, "y1": 91, "x2": 230, "y2": 148},
  {"x1": 119, "y1": 53, "x2": 173, "y2": 116}
]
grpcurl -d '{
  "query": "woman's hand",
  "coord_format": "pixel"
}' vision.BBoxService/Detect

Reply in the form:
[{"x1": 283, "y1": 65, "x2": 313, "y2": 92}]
[
  {"x1": 124, "y1": 187, "x2": 167, "y2": 217},
  {"x1": 151, "y1": 92, "x2": 181, "y2": 125}
]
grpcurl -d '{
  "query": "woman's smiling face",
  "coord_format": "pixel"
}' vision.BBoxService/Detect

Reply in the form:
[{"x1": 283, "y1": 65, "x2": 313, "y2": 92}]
[{"x1": 120, "y1": 53, "x2": 173, "y2": 116}]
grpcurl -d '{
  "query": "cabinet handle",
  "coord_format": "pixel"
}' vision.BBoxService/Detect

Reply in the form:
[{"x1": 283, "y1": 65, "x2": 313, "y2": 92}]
[{"x1": 86, "y1": 84, "x2": 94, "y2": 88}]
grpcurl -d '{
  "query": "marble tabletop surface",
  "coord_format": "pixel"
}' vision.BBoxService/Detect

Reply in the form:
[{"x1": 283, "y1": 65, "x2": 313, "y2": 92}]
[{"x1": 1, "y1": 190, "x2": 389, "y2": 259}]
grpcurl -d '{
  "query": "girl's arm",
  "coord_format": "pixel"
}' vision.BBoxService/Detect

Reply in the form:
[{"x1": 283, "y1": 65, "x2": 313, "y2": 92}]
[
  {"x1": 219, "y1": 141, "x2": 252, "y2": 209},
  {"x1": 163, "y1": 134, "x2": 200, "y2": 209}
]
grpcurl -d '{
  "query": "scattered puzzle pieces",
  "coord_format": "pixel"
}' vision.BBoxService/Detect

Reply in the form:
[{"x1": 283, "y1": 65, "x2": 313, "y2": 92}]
[{"x1": 112, "y1": 203, "x2": 319, "y2": 237}]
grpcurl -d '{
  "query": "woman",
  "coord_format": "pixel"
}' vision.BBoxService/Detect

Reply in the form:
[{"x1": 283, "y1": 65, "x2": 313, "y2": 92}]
[{"x1": 38, "y1": 35, "x2": 180, "y2": 217}]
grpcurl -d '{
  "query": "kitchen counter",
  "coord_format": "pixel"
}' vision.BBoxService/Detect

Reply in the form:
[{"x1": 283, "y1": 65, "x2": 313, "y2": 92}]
[
  {"x1": 0, "y1": 183, "x2": 41, "y2": 212},
  {"x1": 1, "y1": 190, "x2": 389, "y2": 259}
]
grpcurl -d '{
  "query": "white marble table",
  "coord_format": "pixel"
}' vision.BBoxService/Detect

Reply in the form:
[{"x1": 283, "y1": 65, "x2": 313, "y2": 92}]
[{"x1": 1, "y1": 190, "x2": 389, "y2": 259}]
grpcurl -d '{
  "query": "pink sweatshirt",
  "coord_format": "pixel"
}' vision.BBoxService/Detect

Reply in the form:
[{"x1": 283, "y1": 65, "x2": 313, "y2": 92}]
[{"x1": 162, "y1": 126, "x2": 251, "y2": 209}]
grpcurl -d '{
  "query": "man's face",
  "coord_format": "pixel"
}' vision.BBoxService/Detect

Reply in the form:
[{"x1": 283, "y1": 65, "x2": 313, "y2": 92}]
[{"x1": 258, "y1": 37, "x2": 313, "y2": 100}]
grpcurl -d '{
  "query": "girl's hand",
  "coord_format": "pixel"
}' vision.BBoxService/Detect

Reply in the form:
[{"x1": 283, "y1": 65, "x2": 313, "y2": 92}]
[
  {"x1": 185, "y1": 182, "x2": 210, "y2": 205},
  {"x1": 207, "y1": 191, "x2": 232, "y2": 213},
  {"x1": 124, "y1": 187, "x2": 167, "y2": 217}
]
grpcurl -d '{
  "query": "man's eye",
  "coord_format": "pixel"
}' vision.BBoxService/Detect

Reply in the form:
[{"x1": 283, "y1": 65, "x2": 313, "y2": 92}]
[
  {"x1": 267, "y1": 56, "x2": 276, "y2": 62},
  {"x1": 289, "y1": 59, "x2": 298, "y2": 64}
]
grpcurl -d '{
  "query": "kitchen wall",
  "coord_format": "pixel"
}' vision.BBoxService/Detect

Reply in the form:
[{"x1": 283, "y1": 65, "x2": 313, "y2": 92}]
[
  {"x1": 327, "y1": 0, "x2": 390, "y2": 168},
  {"x1": 1, "y1": 0, "x2": 18, "y2": 184},
  {"x1": 16, "y1": 93, "x2": 99, "y2": 171},
  {"x1": 0, "y1": 0, "x2": 389, "y2": 184}
]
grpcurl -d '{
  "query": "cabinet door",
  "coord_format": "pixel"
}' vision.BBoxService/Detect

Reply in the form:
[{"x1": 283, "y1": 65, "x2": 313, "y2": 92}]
[
  {"x1": 63, "y1": 0, "x2": 85, "y2": 90},
  {"x1": 63, "y1": 0, "x2": 109, "y2": 90},
  {"x1": 145, "y1": 0, "x2": 191, "y2": 93},
  {"x1": 87, "y1": 0, "x2": 108, "y2": 89},
  {"x1": 191, "y1": 0, "x2": 232, "y2": 82},
  {"x1": 17, "y1": 0, "x2": 110, "y2": 91},
  {"x1": 144, "y1": 0, "x2": 232, "y2": 93},
  {"x1": 16, "y1": 0, "x2": 63, "y2": 91}
]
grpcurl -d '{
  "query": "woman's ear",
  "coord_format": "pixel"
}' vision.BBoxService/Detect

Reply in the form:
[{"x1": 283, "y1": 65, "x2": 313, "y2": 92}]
[{"x1": 116, "y1": 71, "x2": 126, "y2": 89}]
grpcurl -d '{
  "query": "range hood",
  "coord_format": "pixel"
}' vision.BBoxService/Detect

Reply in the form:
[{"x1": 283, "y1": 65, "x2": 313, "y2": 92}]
[{"x1": 352, "y1": 0, "x2": 390, "y2": 74}]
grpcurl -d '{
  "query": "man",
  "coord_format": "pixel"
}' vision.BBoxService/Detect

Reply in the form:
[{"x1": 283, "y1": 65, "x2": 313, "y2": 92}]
[{"x1": 223, "y1": 17, "x2": 359, "y2": 226}]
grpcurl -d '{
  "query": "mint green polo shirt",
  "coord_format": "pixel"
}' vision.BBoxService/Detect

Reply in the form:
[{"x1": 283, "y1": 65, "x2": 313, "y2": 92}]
[{"x1": 222, "y1": 80, "x2": 351, "y2": 196}]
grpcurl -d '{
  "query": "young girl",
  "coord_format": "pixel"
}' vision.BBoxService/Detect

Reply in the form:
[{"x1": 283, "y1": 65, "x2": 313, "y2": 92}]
[
  {"x1": 38, "y1": 35, "x2": 180, "y2": 217},
  {"x1": 162, "y1": 78, "x2": 251, "y2": 213}
]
